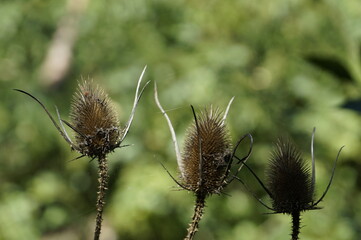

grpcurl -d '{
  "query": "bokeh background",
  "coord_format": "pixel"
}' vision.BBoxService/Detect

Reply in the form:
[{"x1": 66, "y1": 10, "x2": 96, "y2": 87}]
[{"x1": 1, "y1": 0, "x2": 361, "y2": 239}]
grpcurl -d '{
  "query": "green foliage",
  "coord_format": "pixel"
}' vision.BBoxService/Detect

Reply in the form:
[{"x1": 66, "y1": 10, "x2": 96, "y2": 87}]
[{"x1": 1, "y1": 0, "x2": 361, "y2": 239}]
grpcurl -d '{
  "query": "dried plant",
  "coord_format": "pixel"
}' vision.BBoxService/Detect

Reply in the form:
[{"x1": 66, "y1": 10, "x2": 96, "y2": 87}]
[
  {"x1": 154, "y1": 83, "x2": 252, "y2": 240},
  {"x1": 236, "y1": 128, "x2": 343, "y2": 240},
  {"x1": 14, "y1": 67, "x2": 149, "y2": 240}
]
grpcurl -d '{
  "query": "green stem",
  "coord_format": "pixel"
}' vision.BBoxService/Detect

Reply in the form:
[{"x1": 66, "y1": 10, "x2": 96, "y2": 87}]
[{"x1": 94, "y1": 156, "x2": 108, "y2": 240}]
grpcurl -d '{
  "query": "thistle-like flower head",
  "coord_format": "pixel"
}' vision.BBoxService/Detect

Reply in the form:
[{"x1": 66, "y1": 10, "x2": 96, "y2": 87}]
[
  {"x1": 238, "y1": 128, "x2": 342, "y2": 216},
  {"x1": 154, "y1": 84, "x2": 253, "y2": 198},
  {"x1": 266, "y1": 139, "x2": 315, "y2": 213},
  {"x1": 15, "y1": 67, "x2": 149, "y2": 240},
  {"x1": 69, "y1": 81, "x2": 120, "y2": 158},
  {"x1": 15, "y1": 66, "x2": 148, "y2": 160},
  {"x1": 181, "y1": 108, "x2": 232, "y2": 195}
]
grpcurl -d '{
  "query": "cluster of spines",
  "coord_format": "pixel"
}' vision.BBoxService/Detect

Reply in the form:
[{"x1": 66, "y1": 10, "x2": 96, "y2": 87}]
[
  {"x1": 155, "y1": 84, "x2": 255, "y2": 240},
  {"x1": 266, "y1": 139, "x2": 315, "y2": 214},
  {"x1": 70, "y1": 81, "x2": 120, "y2": 158},
  {"x1": 181, "y1": 108, "x2": 232, "y2": 195},
  {"x1": 238, "y1": 129, "x2": 343, "y2": 240}
]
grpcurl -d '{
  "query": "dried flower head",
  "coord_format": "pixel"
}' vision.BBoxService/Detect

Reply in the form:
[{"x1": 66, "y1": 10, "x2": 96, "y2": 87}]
[
  {"x1": 181, "y1": 108, "x2": 232, "y2": 195},
  {"x1": 15, "y1": 67, "x2": 148, "y2": 159},
  {"x1": 154, "y1": 84, "x2": 252, "y2": 196},
  {"x1": 154, "y1": 83, "x2": 252, "y2": 240},
  {"x1": 266, "y1": 139, "x2": 315, "y2": 213},
  {"x1": 238, "y1": 128, "x2": 343, "y2": 240},
  {"x1": 68, "y1": 81, "x2": 120, "y2": 158},
  {"x1": 15, "y1": 67, "x2": 149, "y2": 240}
]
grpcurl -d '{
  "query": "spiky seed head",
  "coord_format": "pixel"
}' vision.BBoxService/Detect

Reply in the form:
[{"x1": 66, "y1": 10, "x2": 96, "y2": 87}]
[
  {"x1": 181, "y1": 108, "x2": 232, "y2": 195},
  {"x1": 266, "y1": 139, "x2": 315, "y2": 214},
  {"x1": 70, "y1": 81, "x2": 120, "y2": 158}
]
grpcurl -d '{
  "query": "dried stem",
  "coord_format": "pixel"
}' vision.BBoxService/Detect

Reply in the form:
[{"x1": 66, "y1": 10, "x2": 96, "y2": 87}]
[
  {"x1": 184, "y1": 195, "x2": 206, "y2": 240},
  {"x1": 94, "y1": 156, "x2": 109, "y2": 240},
  {"x1": 291, "y1": 211, "x2": 300, "y2": 240}
]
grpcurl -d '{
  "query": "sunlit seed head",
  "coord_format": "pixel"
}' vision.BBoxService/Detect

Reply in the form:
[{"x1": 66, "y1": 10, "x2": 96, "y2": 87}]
[
  {"x1": 70, "y1": 81, "x2": 120, "y2": 158},
  {"x1": 181, "y1": 108, "x2": 232, "y2": 195}
]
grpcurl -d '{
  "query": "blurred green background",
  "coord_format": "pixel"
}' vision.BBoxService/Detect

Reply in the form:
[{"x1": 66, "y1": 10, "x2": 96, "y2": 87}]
[{"x1": 1, "y1": 0, "x2": 361, "y2": 239}]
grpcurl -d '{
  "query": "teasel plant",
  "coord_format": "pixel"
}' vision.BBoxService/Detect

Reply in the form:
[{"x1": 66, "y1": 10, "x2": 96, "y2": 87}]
[
  {"x1": 154, "y1": 83, "x2": 253, "y2": 240},
  {"x1": 14, "y1": 67, "x2": 149, "y2": 240},
  {"x1": 235, "y1": 128, "x2": 344, "y2": 240}
]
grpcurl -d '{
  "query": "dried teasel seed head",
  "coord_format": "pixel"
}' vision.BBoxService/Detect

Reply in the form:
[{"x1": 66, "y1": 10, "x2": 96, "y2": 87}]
[
  {"x1": 181, "y1": 108, "x2": 232, "y2": 195},
  {"x1": 266, "y1": 139, "x2": 315, "y2": 214},
  {"x1": 70, "y1": 81, "x2": 120, "y2": 158}
]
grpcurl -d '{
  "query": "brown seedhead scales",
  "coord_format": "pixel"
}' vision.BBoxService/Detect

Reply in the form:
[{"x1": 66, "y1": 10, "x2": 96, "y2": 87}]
[
  {"x1": 239, "y1": 128, "x2": 343, "y2": 240},
  {"x1": 182, "y1": 108, "x2": 232, "y2": 195},
  {"x1": 266, "y1": 139, "x2": 315, "y2": 213},
  {"x1": 155, "y1": 83, "x2": 253, "y2": 240},
  {"x1": 70, "y1": 81, "x2": 120, "y2": 158},
  {"x1": 15, "y1": 66, "x2": 149, "y2": 240}
]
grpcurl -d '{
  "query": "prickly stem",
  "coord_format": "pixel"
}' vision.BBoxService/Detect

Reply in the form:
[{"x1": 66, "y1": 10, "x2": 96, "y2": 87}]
[
  {"x1": 291, "y1": 211, "x2": 301, "y2": 240},
  {"x1": 94, "y1": 156, "x2": 108, "y2": 240},
  {"x1": 184, "y1": 195, "x2": 206, "y2": 240}
]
